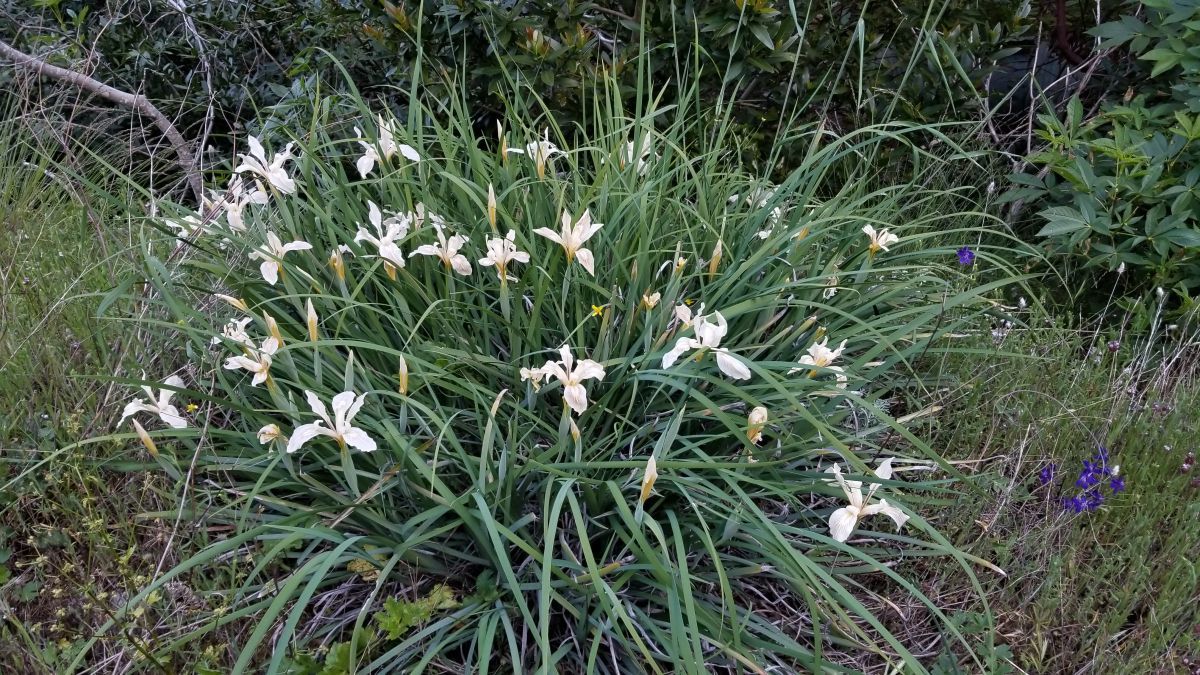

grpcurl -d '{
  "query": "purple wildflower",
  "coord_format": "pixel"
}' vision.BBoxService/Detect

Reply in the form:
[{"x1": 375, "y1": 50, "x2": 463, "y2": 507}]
[
  {"x1": 1075, "y1": 461, "x2": 1102, "y2": 488},
  {"x1": 1039, "y1": 463, "x2": 1056, "y2": 486},
  {"x1": 1064, "y1": 495, "x2": 1088, "y2": 513},
  {"x1": 956, "y1": 246, "x2": 975, "y2": 265},
  {"x1": 1060, "y1": 445, "x2": 1126, "y2": 514}
]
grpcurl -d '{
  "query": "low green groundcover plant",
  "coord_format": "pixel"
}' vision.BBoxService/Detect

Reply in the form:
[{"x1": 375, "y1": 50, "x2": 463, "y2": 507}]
[{"x1": 78, "y1": 86, "x2": 1017, "y2": 672}]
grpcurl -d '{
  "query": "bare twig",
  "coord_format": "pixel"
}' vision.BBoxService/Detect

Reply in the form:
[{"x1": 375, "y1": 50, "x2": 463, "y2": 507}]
[{"x1": 0, "y1": 36, "x2": 203, "y2": 204}]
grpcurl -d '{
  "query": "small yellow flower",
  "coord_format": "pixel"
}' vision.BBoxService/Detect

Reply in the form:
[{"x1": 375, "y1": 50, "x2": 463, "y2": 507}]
[
  {"x1": 684, "y1": 298, "x2": 695, "y2": 306},
  {"x1": 641, "y1": 291, "x2": 661, "y2": 310},
  {"x1": 591, "y1": 304, "x2": 605, "y2": 317},
  {"x1": 185, "y1": 403, "x2": 199, "y2": 413}
]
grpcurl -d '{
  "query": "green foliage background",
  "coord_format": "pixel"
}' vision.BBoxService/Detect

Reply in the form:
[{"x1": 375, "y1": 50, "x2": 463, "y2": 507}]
[
  {"x1": 3, "y1": 0, "x2": 1036, "y2": 160},
  {"x1": 1005, "y1": 0, "x2": 1200, "y2": 312}
]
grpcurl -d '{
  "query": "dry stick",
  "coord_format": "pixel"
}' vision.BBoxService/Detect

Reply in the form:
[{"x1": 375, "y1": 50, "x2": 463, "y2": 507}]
[{"x1": 0, "y1": 37, "x2": 203, "y2": 205}]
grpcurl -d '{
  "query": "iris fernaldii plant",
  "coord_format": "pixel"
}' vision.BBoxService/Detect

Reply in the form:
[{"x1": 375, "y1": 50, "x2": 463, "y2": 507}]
[{"x1": 84, "y1": 85, "x2": 1019, "y2": 672}]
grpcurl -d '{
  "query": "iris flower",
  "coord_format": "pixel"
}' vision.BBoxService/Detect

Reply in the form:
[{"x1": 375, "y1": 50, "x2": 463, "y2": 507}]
[
  {"x1": 286, "y1": 390, "x2": 377, "y2": 453},
  {"x1": 235, "y1": 135, "x2": 297, "y2": 194},
  {"x1": 252, "y1": 231, "x2": 312, "y2": 285},
  {"x1": 790, "y1": 337, "x2": 848, "y2": 388},
  {"x1": 639, "y1": 455, "x2": 658, "y2": 504},
  {"x1": 354, "y1": 200, "x2": 409, "y2": 271},
  {"x1": 305, "y1": 299, "x2": 319, "y2": 341},
  {"x1": 164, "y1": 213, "x2": 211, "y2": 239},
  {"x1": 487, "y1": 184, "x2": 498, "y2": 228},
  {"x1": 410, "y1": 224, "x2": 472, "y2": 276},
  {"x1": 825, "y1": 459, "x2": 909, "y2": 542},
  {"x1": 130, "y1": 419, "x2": 159, "y2": 456},
  {"x1": 507, "y1": 128, "x2": 562, "y2": 179},
  {"x1": 329, "y1": 244, "x2": 352, "y2": 281},
  {"x1": 862, "y1": 225, "x2": 899, "y2": 255},
  {"x1": 355, "y1": 114, "x2": 420, "y2": 178},
  {"x1": 223, "y1": 337, "x2": 279, "y2": 387},
  {"x1": 478, "y1": 230, "x2": 529, "y2": 282},
  {"x1": 220, "y1": 175, "x2": 268, "y2": 232},
  {"x1": 258, "y1": 423, "x2": 282, "y2": 445},
  {"x1": 534, "y1": 209, "x2": 603, "y2": 276},
  {"x1": 730, "y1": 187, "x2": 783, "y2": 239},
  {"x1": 822, "y1": 268, "x2": 841, "y2": 299},
  {"x1": 539, "y1": 345, "x2": 606, "y2": 415},
  {"x1": 520, "y1": 366, "x2": 547, "y2": 391},
  {"x1": 619, "y1": 138, "x2": 655, "y2": 175},
  {"x1": 120, "y1": 375, "x2": 187, "y2": 429},
  {"x1": 263, "y1": 311, "x2": 283, "y2": 345},
  {"x1": 747, "y1": 406, "x2": 768, "y2": 444},
  {"x1": 215, "y1": 294, "x2": 249, "y2": 313},
  {"x1": 397, "y1": 355, "x2": 410, "y2": 395},
  {"x1": 662, "y1": 309, "x2": 752, "y2": 380},
  {"x1": 707, "y1": 240, "x2": 723, "y2": 279},
  {"x1": 674, "y1": 302, "x2": 702, "y2": 328},
  {"x1": 211, "y1": 317, "x2": 253, "y2": 346},
  {"x1": 408, "y1": 202, "x2": 445, "y2": 230}
]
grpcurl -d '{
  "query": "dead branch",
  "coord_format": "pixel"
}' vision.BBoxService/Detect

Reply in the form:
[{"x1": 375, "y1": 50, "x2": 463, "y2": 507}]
[{"x1": 0, "y1": 36, "x2": 204, "y2": 204}]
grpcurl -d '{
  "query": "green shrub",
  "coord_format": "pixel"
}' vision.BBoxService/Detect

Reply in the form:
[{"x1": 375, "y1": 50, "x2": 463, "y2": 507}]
[
  {"x1": 3, "y1": 0, "x2": 1031, "y2": 159},
  {"x1": 1005, "y1": 0, "x2": 1200, "y2": 312},
  {"x1": 75, "y1": 79, "x2": 1020, "y2": 672},
  {"x1": 0, "y1": 0, "x2": 370, "y2": 137}
]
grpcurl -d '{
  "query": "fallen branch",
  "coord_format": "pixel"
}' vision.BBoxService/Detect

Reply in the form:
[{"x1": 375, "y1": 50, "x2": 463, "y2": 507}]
[{"x1": 0, "y1": 36, "x2": 204, "y2": 204}]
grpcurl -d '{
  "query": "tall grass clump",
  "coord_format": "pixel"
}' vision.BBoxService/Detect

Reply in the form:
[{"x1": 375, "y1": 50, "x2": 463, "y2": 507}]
[
  {"x1": 0, "y1": 92, "x2": 220, "y2": 673},
  {"x1": 0, "y1": 95, "x2": 124, "y2": 443},
  {"x1": 72, "y1": 76, "x2": 1024, "y2": 672}
]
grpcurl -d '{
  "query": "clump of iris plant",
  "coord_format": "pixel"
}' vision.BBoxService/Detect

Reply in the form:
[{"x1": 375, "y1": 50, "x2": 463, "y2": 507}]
[{"x1": 1056, "y1": 446, "x2": 1125, "y2": 514}]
